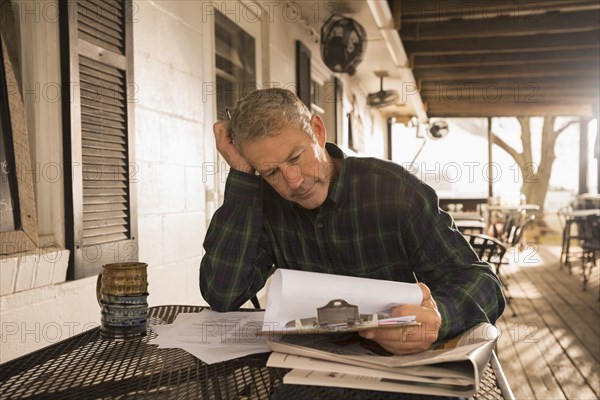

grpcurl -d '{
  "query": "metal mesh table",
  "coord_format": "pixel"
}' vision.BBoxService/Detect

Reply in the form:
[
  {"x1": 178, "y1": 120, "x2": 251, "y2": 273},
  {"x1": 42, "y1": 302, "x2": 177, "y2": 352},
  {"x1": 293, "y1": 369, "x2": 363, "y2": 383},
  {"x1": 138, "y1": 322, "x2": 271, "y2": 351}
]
[{"x1": 0, "y1": 305, "x2": 511, "y2": 399}]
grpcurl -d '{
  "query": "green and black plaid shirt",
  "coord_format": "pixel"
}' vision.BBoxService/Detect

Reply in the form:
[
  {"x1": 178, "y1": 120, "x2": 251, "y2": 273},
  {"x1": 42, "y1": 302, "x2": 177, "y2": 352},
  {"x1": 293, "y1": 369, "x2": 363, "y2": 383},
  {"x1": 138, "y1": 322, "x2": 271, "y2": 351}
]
[{"x1": 200, "y1": 144, "x2": 505, "y2": 340}]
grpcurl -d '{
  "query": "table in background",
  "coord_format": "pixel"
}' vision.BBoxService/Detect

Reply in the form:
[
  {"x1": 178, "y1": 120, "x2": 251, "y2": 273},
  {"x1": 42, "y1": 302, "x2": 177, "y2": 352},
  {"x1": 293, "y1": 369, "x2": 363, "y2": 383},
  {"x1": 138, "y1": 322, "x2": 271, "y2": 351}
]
[
  {"x1": 0, "y1": 305, "x2": 514, "y2": 399},
  {"x1": 452, "y1": 212, "x2": 487, "y2": 235},
  {"x1": 560, "y1": 209, "x2": 600, "y2": 290}
]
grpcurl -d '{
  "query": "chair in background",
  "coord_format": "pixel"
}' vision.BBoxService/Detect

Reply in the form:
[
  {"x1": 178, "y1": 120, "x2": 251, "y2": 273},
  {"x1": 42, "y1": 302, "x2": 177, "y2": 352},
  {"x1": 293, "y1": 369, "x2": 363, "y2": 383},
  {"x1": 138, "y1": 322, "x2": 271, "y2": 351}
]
[
  {"x1": 578, "y1": 214, "x2": 600, "y2": 294},
  {"x1": 462, "y1": 233, "x2": 513, "y2": 315},
  {"x1": 504, "y1": 213, "x2": 536, "y2": 251},
  {"x1": 558, "y1": 206, "x2": 579, "y2": 272}
]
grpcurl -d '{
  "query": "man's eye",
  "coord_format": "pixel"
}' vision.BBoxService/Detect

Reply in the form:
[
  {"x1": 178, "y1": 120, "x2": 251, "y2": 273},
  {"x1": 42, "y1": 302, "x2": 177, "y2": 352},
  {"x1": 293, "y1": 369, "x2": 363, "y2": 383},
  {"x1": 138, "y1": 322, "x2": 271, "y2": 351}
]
[{"x1": 289, "y1": 154, "x2": 301, "y2": 163}]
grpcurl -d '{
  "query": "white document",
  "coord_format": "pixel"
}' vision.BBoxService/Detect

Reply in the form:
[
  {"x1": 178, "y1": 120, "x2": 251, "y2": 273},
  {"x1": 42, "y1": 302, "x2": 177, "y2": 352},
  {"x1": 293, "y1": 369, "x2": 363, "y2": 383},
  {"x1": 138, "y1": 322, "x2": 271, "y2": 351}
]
[
  {"x1": 262, "y1": 269, "x2": 423, "y2": 333},
  {"x1": 149, "y1": 310, "x2": 270, "y2": 365}
]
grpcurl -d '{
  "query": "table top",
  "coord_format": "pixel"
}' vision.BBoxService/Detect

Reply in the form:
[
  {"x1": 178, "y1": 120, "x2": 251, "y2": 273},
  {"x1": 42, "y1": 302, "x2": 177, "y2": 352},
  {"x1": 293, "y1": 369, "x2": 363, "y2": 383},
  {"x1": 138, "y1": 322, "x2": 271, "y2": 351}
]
[
  {"x1": 0, "y1": 305, "x2": 512, "y2": 399},
  {"x1": 488, "y1": 204, "x2": 540, "y2": 212},
  {"x1": 567, "y1": 209, "x2": 600, "y2": 218}
]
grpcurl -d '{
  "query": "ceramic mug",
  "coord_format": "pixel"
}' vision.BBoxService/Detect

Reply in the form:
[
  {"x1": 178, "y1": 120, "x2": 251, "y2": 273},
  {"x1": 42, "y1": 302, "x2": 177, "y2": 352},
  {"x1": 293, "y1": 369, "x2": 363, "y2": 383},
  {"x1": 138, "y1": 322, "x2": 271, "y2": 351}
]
[
  {"x1": 96, "y1": 262, "x2": 149, "y2": 340},
  {"x1": 96, "y1": 262, "x2": 148, "y2": 300}
]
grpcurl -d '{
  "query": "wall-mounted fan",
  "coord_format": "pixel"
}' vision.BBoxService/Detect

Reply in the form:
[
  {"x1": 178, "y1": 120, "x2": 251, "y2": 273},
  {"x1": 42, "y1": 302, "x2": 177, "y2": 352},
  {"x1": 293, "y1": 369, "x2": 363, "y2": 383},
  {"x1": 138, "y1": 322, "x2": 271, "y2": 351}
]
[
  {"x1": 367, "y1": 72, "x2": 399, "y2": 108},
  {"x1": 427, "y1": 120, "x2": 449, "y2": 139},
  {"x1": 320, "y1": 14, "x2": 367, "y2": 75}
]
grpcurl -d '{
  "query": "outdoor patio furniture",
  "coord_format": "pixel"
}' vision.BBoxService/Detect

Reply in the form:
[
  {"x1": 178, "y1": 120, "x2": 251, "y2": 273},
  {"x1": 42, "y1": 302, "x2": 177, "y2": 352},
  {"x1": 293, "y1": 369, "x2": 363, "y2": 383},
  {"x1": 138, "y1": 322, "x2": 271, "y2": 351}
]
[
  {"x1": 0, "y1": 305, "x2": 515, "y2": 399},
  {"x1": 560, "y1": 209, "x2": 600, "y2": 292},
  {"x1": 462, "y1": 233, "x2": 513, "y2": 315}
]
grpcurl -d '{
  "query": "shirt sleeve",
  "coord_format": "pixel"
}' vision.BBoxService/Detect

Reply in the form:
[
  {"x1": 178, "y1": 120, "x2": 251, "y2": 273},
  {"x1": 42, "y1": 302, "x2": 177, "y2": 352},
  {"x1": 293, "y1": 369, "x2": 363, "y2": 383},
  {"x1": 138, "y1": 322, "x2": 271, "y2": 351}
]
[
  {"x1": 404, "y1": 181, "x2": 506, "y2": 341},
  {"x1": 200, "y1": 170, "x2": 274, "y2": 311}
]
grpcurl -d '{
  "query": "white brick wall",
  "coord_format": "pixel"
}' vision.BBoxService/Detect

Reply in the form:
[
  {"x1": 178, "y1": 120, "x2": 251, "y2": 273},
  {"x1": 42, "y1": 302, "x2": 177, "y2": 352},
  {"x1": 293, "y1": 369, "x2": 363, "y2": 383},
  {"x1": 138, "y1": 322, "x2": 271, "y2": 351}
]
[
  {"x1": 133, "y1": 2, "x2": 210, "y2": 297},
  {"x1": 1, "y1": 0, "x2": 388, "y2": 363},
  {"x1": 0, "y1": 249, "x2": 70, "y2": 295}
]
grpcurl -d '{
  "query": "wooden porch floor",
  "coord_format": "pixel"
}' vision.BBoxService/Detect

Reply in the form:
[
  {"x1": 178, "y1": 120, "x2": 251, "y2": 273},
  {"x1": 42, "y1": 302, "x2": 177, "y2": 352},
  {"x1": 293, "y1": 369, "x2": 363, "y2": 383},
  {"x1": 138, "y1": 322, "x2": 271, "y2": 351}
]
[{"x1": 496, "y1": 244, "x2": 600, "y2": 399}]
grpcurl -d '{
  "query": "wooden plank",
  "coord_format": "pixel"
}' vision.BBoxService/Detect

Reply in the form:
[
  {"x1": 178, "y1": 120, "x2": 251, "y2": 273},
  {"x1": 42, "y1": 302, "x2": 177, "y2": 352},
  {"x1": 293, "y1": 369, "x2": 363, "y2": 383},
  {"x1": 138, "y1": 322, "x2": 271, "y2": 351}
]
[
  {"x1": 403, "y1": 30, "x2": 600, "y2": 55},
  {"x1": 498, "y1": 266, "x2": 566, "y2": 399},
  {"x1": 414, "y1": 61, "x2": 600, "y2": 80},
  {"x1": 505, "y1": 250, "x2": 599, "y2": 398},
  {"x1": 413, "y1": 49, "x2": 600, "y2": 68},
  {"x1": 524, "y1": 246, "x2": 600, "y2": 317},
  {"x1": 401, "y1": 9, "x2": 600, "y2": 40},
  {"x1": 497, "y1": 246, "x2": 600, "y2": 398},
  {"x1": 400, "y1": 0, "x2": 600, "y2": 22},
  {"x1": 495, "y1": 313, "x2": 537, "y2": 399},
  {"x1": 425, "y1": 103, "x2": 596, "y2": 118}
]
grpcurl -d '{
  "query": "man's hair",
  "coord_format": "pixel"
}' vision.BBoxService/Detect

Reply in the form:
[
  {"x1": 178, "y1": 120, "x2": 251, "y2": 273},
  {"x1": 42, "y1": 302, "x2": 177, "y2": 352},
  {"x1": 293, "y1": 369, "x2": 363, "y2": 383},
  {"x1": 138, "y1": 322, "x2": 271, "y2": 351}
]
[{"x1": 230, "y1": 88, "x2": 313, "y2": 150}]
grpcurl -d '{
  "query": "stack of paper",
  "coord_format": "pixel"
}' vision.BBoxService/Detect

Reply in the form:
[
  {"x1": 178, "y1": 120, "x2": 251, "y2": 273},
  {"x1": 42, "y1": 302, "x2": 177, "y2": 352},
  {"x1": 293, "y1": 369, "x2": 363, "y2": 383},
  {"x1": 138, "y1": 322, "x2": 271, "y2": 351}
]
[
  {"x1": 266, "y1": 322, "x2": 499, "y2": 397},
  {"x1": 149, "y1": 310, "x2": 270, "y2": 364}
]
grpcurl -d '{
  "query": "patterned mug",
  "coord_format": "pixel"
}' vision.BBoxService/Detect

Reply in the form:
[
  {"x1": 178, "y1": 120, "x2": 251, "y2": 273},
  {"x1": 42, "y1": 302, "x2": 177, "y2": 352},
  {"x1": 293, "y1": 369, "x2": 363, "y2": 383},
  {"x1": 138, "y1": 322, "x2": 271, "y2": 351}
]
[{"x1": 96, "y1": 262, "x2": 149, "y2": 340}]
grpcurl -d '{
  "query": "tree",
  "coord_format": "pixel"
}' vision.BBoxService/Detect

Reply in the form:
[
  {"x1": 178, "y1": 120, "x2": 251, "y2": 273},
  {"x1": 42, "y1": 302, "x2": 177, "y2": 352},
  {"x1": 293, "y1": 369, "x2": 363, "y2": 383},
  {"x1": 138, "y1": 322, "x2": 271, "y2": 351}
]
[{"x1": 491, "y1": 116, "x2": 577, "y2": 211}]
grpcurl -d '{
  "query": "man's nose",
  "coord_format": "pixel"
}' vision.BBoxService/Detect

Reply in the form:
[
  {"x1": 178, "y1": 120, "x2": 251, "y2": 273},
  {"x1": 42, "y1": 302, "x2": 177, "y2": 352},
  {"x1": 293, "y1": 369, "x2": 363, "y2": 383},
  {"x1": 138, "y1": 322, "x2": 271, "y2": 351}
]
[{"x1": 282, "y1": 164, "x2": 303, "y2": 189}]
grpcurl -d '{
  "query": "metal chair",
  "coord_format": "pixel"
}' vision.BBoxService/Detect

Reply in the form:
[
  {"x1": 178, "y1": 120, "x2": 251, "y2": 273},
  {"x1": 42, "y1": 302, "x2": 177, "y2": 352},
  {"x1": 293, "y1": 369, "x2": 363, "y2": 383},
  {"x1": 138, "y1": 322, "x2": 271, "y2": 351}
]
[
  {"x1": 462, "y1": 233, "x2": 514, "y2": 315},
  {"x1": 464, "y1": 234, "x2": 507, "y2": 276},
  {"x1": 505, "y1": 214, "x2": 536, "y2": 250},
  {"x1": 578, "y1": 214, "x2": 600, "y2": 293},
  {"x1": 558, "y1": 207, "x2": 578, "y2": 272}
]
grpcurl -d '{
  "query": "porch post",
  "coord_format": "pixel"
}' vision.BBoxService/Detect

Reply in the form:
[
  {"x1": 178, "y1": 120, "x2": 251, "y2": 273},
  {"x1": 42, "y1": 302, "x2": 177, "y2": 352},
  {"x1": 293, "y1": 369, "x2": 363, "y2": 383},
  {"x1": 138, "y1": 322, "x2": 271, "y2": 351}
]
[
  {"x1": 487, "y1": 117, "x2": 493, "y2": 200},
  {"x1": 579, "y1": 117, "x2": 589, "y2": 194}
]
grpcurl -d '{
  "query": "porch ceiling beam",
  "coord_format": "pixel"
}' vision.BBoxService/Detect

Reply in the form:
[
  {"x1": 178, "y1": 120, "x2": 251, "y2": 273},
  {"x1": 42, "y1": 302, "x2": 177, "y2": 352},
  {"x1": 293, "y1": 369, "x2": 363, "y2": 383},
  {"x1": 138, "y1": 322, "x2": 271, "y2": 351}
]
[
  {"x1": 413, "y1": 61, "x2": 600, "y2": 80},
  {"x1": 425, "y1": 102, "x2": 597, "y2": 118},
  {"x1": 412, "y1": 48, "x2": 600, "y2": 68},
  {"x1": 398, "y1": 0, "x2": 600, "y2": 23},
  {"x1": 401, "y1": 9, "x2": 600, "y2": 40},
  {"x1": 403, "y1": 30, "x2": 600, "y2": 55},
  {"x1": 421, "y1": 93, "x2": 600, "y2": 104}
]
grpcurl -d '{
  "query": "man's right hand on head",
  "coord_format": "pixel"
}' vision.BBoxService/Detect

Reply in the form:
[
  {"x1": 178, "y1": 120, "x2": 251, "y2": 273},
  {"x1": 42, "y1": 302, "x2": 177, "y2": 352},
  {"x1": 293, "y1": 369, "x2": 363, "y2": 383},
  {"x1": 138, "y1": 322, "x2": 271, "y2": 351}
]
[{"x1": 213, "y1": 120, "x2": 255, "y2": 175}]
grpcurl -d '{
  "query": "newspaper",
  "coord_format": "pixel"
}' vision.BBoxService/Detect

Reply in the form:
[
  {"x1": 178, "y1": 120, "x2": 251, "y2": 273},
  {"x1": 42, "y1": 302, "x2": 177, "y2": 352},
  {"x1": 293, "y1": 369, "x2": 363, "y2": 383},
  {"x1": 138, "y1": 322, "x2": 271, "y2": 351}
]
[{"x1": 267, "y1": 322, "x2": 498, "y2": 397}]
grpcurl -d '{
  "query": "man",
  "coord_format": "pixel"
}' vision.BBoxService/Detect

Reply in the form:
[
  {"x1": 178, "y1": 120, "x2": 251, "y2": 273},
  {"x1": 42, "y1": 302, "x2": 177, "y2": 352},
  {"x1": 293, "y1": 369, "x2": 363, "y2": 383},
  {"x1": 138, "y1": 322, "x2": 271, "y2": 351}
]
[{"x1": 200, "y1": 88, "x2": 505, "y2": 355}]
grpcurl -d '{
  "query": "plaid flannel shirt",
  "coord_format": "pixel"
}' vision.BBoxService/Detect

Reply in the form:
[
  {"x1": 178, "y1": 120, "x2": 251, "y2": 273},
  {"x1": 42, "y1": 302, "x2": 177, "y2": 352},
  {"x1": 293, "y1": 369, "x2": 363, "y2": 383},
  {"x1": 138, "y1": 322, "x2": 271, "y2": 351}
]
[{"x1": 200, "y1": 144, "x2": 505, "y2": 340}]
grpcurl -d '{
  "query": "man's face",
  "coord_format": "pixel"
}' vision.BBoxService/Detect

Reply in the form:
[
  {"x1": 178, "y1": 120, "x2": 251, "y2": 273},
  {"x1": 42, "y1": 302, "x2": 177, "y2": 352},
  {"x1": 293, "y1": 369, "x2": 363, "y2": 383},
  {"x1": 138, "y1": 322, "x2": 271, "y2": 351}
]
[{"x1": 240, "y1": 116, "x2": 333, "y2": 209}]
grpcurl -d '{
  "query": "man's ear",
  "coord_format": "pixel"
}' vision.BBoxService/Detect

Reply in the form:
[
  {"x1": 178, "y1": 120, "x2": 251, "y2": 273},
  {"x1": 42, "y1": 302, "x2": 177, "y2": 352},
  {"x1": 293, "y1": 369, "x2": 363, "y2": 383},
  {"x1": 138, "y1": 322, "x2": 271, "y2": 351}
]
[{"x1": 310, "y1": 115, "x2": 327, "y2": 147}]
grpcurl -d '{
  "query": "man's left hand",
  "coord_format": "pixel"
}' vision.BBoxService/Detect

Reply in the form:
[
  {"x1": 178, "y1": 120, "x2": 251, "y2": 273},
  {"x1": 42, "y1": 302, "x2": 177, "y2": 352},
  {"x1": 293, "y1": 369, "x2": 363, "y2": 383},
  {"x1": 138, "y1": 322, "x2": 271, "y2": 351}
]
[{"x1": 358, "y1": 283, "x2": 441, "y2": 355}]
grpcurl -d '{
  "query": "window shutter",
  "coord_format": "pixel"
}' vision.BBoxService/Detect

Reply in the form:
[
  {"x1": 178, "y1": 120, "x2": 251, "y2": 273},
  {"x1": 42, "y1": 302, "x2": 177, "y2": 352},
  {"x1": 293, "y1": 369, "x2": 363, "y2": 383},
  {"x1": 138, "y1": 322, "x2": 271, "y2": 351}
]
[
  {"x1": 296, "y1": 40, "x2": 311, "y2": 109},
  {"x1": 61, "y1": 0, "x2": 137, "y2": 279}
]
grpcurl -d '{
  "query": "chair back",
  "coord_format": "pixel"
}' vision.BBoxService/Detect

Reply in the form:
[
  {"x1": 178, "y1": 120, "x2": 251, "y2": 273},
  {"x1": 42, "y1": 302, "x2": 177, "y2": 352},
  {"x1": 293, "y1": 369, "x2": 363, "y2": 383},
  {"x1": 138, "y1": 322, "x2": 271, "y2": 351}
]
[
  {"x1": 507, "y1": 214, "x2": 536, "y2": 247},
  {"x1": 579, "y1": 214, "x2": 600, "y2": 249},
  {"x1": 463, "y1": 233, "x2": 507, "y2": 274}
]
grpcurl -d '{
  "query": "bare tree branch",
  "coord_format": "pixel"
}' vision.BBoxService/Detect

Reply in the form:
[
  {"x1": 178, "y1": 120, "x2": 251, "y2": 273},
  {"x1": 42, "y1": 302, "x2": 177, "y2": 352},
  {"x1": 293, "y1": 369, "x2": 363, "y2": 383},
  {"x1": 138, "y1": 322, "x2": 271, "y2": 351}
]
[
  {"x1": 491, "y1": 132, "x2": 524, "y2": 167},
  {"x1": 553, "y1": 118, "x2": 578, "y2": 139}
]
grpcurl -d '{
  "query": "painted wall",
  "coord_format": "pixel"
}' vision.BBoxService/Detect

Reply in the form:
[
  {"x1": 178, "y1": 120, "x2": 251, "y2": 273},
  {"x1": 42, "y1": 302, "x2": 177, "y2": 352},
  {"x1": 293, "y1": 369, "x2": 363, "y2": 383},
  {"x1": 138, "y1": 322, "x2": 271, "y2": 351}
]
[{"x1": 1, "y1": 0, "x2": 388, "y2": 362}]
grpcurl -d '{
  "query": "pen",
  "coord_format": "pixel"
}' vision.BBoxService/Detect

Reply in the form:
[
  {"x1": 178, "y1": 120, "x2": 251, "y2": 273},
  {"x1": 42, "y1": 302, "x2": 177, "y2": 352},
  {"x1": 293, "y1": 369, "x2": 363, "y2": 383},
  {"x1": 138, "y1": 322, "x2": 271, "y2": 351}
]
[
  {"x1": 412, "y1": 272, "x2": 419, "y2": 283},
  {"x1": 225, "y1": 108, "x2": 232, "y2": 120}
]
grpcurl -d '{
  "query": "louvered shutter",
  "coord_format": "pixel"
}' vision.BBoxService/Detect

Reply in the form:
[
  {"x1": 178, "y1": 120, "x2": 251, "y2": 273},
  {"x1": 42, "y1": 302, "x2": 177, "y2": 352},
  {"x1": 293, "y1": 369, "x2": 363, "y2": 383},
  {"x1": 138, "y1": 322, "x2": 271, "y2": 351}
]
[
  {"x1": 61, "y1": 0, "x2": 137, "y2": 279},
  {"x1": 296, "y1": 40, "x2": 311, "y2": 109}
]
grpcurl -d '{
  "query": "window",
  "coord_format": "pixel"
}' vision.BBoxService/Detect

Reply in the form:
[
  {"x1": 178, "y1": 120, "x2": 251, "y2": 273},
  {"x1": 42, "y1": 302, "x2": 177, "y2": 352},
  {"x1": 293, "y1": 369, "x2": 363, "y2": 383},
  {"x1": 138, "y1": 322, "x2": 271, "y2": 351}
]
[
  {"x1": 0, "y1": 33, "x2": 38, "y2": 255},
  {"x1": 296, "y1": 40, "x2": 311, "y2": 109},
  {"x1": 60, "y1": 0, "x2": 137, "y2": 279},
  {"x1": 214, "y1": 9, "x2": 257, "y2": 120}
]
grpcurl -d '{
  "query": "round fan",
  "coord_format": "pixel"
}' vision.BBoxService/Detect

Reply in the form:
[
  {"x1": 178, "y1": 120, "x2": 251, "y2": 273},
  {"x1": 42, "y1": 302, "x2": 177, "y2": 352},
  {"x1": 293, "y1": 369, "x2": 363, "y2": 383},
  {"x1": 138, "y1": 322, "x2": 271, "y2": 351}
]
[
  {"x1": 367, "y1": 75, "x2": 399, "y2": 108},
  {"x1": 320, "y1": 14, "x2": 367, "y2": 75},
  {"x1": 427, "y1": 120, "x2": 450, "y2": 139}
]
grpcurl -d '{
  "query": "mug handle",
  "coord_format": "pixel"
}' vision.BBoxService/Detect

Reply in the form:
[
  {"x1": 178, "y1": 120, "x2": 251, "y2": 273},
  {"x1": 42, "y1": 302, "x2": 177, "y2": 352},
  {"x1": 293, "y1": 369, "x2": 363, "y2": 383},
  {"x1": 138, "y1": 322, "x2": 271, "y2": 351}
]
[{"x1": 96, "y1": 272, "x2": 102, "y2": 306}]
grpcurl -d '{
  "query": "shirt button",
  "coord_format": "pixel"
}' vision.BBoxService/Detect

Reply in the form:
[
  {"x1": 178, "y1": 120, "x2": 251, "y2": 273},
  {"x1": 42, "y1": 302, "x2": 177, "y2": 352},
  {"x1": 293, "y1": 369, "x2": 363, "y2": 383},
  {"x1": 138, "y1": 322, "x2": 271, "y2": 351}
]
[{"x1": 317, "y1": 223, "x2": 323, "y2": 229}]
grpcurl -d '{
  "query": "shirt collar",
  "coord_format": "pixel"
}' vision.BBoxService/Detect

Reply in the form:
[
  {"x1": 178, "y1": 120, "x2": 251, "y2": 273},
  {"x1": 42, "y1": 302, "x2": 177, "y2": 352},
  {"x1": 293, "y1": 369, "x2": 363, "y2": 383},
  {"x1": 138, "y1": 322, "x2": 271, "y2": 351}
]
[{"x1": 324, "y1": 143, "x2": 348, "y2": 207}]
